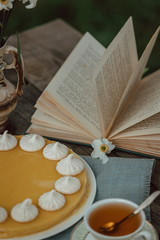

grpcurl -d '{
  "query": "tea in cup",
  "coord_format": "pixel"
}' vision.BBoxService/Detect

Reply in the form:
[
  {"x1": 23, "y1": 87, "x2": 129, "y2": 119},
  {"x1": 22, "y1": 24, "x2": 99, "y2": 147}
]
[{"x1": 84, "y1": 198, "x2": 151, "y2": 240}]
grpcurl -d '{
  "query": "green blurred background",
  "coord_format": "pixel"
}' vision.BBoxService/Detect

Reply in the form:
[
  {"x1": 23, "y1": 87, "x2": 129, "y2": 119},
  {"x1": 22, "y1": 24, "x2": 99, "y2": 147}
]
[{"x1": 7, "y1": 0, "x2": 160, "y2": 73}]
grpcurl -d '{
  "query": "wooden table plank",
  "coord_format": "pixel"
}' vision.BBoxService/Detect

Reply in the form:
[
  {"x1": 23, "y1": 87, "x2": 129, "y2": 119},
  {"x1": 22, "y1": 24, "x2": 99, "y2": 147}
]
[
  {"x1": 4, "y1": 19, "x2": 160, "y2": 237},
  {"x1": 8, "y1": 19, "x2": 82, "y2": 91}
]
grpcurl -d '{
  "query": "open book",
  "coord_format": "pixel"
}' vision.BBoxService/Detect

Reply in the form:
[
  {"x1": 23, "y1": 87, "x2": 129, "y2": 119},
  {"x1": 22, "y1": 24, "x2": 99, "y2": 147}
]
[{"x1": 28, "y1": 17, "x2": 160, "y2": 158}]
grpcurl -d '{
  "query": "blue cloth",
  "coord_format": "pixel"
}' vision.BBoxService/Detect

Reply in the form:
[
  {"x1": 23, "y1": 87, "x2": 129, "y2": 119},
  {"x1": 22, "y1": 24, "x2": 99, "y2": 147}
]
[{"x1": 45, "y1": 156, "x2": 155, "y2": 240}]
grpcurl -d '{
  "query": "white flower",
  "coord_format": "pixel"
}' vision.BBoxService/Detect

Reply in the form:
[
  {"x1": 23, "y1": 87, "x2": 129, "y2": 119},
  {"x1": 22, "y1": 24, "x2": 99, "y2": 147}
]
[
  {"x1": 91, "y1": 138, "x2": 115, "y2": 164},
  {"x1": 0, "y1": 0, "x2": 15, "y2": 10},
  {"x1": 20, "y1": 0, "x2": 38, "y2": 9}
]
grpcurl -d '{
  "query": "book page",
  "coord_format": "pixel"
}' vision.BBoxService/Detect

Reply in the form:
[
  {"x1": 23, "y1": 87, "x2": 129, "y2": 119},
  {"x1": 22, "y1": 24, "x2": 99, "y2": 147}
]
[
  {"x1": 121, "y1": 134, "x2": 160, "y2": 140},
  {"x1": 31, "y1": 110, "x2": 93, "y2": 137},
  {"x1": 111, "y1": 26, "x2": 160, "y2": 126},
  {"x1": 111, "y1": 112, "x2": 160, "y2": 139},
  {"x1": 113, "y1": 141, "x2": 160, "y2": 157},
  {"x1": 91, "y1": 17, "x2": 138, "y2": 137},
  {"x1": 35, "y1": 99, "x2": 96, "y2": 137},
  {"x1": 27, "y1": 124, "x2": 93, "y2": 144},
  {"x1": 110, "y1": 70, "x2": 160, "y2": 137},
  {"x1": 122, "y1": 134, "x2": 160, "y2": 141},
  {"x1": 35, "y1": 98, "x2": 82, "y2": 129},
  {"x1": 42, "y1": 32, "x2": 105, "y2": 138},
  {"x1": 114, "y1": 138, "x2": 160, "y2": 148},
  {"x1": 113, "y1": 134, "x2": 160, "y2": 157}
]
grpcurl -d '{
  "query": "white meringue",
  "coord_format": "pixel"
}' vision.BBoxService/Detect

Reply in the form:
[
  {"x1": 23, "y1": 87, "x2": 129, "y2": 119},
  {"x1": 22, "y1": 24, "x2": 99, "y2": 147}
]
[
  {"x1": 56, "y1": 154, "x2": 84, "y2": 176},
  {"x1": 55, "y1": 176, "x2": 81, "y2": 194},
  {"x1": 20, "y1": 134, "x2": 45, "y2": 152},
  {"x1": 0, "y1": 130, "x2": 17, "y2": 151},
  {"x1": 43, "y1": 142, "x2": 68, "y2": 160},
  {"x1": 38, "y1": 189, "x2": 66, "y2": 211},
  {"x1": 11, "y1": 199, "x2": 38, "y2": 223},
  {"x1": 0, "y1": 207, "x2": 8, "y2": 223}
]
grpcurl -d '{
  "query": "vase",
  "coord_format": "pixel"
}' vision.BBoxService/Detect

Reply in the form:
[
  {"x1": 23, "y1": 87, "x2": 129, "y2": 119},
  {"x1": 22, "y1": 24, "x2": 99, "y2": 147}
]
[{"x1": 0, "y1": 43, "x2": 24, "y2": 133}]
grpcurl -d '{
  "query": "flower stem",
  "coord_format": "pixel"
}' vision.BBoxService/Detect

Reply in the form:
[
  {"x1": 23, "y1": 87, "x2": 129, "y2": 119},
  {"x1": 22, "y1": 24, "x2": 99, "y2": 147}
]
[
  {"x1": 0, "y1": 10, "x2": 6, "y2": 46},
  {"x1": 0, "y1": 1, "x2": 17, "y2": 47}
]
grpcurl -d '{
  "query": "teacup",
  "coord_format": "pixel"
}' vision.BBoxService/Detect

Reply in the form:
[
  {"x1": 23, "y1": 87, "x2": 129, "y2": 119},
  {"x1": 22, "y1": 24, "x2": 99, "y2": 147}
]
[{"x1": 84, "y1": 198, "x2": 151, "y2": 240}]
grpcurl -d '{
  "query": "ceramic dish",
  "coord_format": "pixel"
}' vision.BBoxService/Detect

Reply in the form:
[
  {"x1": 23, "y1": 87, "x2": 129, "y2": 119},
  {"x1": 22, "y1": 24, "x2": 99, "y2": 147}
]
[{"x1": 71, "y1": 220, "x2": 159, "y2": 240}]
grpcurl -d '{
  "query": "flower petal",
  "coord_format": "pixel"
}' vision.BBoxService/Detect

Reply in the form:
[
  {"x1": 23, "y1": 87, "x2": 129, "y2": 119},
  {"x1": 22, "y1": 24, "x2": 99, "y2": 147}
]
[
  {"x1": 101, "y1": 154, "x2": 109, "y2": 164},
  {"x1": 91, "y1": 139, "x2": 102, "y2": 148},
  {"x1": 91, "y1": 138, "x2": 114, "y2": 164},
  {"x1": 102, "y1": 138, "x2": 109, "y2": 145},
  {"x1": 26, "y1": 0, "x2": 37, "y2": 8},
  {"x1": 0, "y1": 0, "x2": 15, "y2": 10},
  {"x1": 7, "y1": 2, "x2": 13, "y2": 9},
  {"x1": 91, "y1": 143, "x2": 100, "y2": 150},
  {"x1": 107, "y1": 143, "x2": 115, "y2": 153},
  {"x1": 91, "y1": 149, "x2": 101, "y2": 159},
  {"x1": 20, "y1": 0, "x2": 28, "y2": 3}
]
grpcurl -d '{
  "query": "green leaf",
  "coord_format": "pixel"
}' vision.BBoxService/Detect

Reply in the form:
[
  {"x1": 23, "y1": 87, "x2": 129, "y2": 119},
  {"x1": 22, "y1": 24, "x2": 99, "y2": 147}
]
[
  {"x1": 143, "y1": 67, "x2": 149, "y2": 74},
  {"x1": 16, "y1": 31, "x2": 21, "y2": 64},
  {"x1": 142, "y1": 67, "x2": 149, "y2": 77},
  {"x1": 0, "y1": 22, "x2": 3, "y2": 28}
]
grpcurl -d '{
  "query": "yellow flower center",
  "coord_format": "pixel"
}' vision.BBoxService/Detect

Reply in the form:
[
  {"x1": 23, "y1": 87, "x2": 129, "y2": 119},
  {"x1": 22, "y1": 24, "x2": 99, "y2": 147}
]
[
  {"x1": 100, "y1": 144, "x2": 108, "y2": 153},
  {"x1": 0, "y1": 0, "x2": 8, "y2": 4}
]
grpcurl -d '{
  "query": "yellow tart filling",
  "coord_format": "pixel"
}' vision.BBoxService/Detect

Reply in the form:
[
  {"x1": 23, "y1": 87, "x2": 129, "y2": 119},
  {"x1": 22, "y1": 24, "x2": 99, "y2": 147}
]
[{"x1": 0, "y1": 135, "x2": 88, "y2": 238}]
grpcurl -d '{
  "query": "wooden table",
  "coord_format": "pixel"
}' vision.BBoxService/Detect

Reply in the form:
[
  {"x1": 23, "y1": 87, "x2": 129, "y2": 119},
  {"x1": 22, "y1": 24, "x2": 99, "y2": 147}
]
[{"x1": 5, "y1": 19, "x2": 160, "y2": 238}]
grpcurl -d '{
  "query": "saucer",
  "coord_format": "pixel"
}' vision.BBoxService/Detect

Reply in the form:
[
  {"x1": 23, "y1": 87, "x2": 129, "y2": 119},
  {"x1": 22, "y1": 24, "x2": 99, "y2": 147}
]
[{"x1": 70, "y1": 220, "x2": 159, "y2": 240}]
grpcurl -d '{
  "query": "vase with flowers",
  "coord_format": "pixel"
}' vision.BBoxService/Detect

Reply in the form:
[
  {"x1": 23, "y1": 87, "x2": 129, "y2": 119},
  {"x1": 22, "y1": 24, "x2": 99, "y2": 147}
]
[{"x1": 0, "y1": 0, "x2": 38, "y2": 133}]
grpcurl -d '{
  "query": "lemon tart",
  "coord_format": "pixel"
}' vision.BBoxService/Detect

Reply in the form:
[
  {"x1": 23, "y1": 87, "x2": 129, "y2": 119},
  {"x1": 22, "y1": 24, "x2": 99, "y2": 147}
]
[{"x1": 0, "y1": 133, "x2": 88, "y2": 238}]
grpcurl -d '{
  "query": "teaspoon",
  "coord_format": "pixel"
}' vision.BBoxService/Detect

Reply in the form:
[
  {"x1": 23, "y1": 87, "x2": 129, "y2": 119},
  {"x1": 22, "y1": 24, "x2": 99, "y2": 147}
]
[{"x1": 99, "y1": 190, "x2": 160, "y2": 234}]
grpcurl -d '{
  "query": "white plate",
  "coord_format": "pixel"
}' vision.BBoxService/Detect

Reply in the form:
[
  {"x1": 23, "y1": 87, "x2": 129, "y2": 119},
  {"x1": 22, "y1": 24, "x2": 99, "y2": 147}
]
[
  {"x1": 2, "y1": 156, "x2": 96, "y2": 240},
  {"x1": 71, "y1": 220, "x2": 159, "y2": 240}
]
